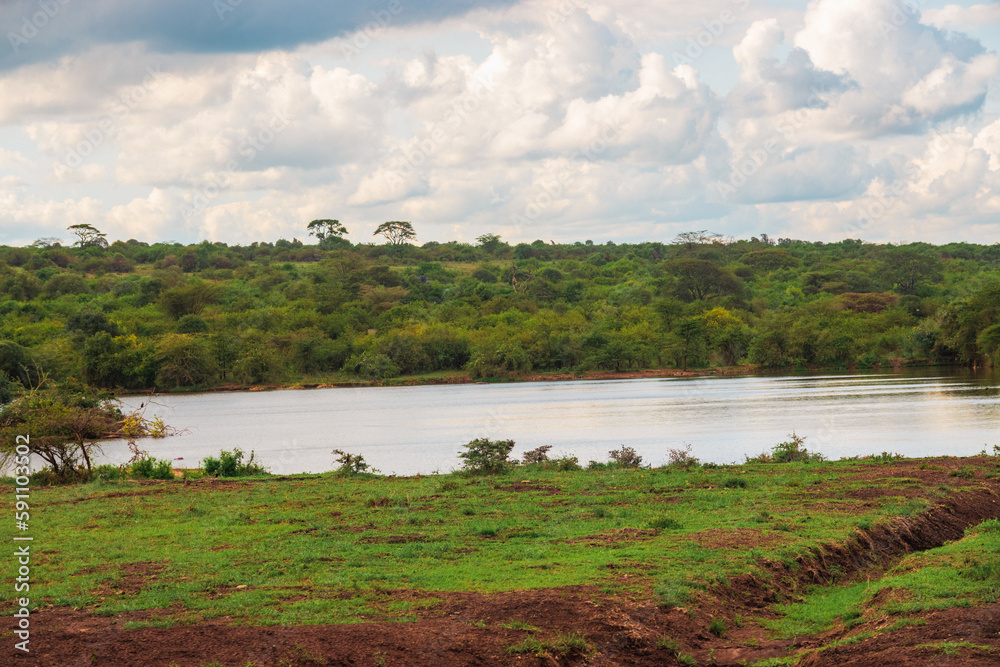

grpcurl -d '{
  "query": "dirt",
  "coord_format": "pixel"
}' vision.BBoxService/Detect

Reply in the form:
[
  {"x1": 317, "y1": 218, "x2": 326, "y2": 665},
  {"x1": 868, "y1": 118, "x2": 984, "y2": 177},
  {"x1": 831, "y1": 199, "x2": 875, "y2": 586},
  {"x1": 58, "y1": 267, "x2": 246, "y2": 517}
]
[{"x1": 10, "y1": 467, "x2": 1000, "y2": 666}]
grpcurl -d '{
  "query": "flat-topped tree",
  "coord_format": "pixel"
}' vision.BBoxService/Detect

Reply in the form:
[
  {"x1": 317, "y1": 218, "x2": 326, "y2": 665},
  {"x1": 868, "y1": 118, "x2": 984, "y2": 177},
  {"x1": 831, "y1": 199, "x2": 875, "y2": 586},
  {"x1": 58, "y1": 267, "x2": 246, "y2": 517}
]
[
  {"x1": 374, "y1": 221, "x2": 416, "y2": 246},
  {"x1": 67, "y1": 224, "x2": 108, "y2": 249},
  {"x1": 307, "y1": 219, "x2": 348, "y2": 248}
]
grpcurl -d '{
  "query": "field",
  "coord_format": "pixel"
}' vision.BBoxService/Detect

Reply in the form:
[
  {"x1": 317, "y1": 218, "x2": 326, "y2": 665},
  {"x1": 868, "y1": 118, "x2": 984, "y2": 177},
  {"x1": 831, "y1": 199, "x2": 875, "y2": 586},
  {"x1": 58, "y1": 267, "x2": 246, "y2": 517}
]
[{"x1": 4, "y1": 453, "x2": 1000, "y2": 666}]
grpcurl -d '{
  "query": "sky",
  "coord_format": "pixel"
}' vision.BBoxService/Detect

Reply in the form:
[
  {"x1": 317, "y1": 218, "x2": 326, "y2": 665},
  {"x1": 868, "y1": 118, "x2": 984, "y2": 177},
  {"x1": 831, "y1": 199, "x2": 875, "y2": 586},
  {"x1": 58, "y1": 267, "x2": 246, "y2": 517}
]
[{"x1": 0, "y1": 0, "x2": 998, "y2": 247}]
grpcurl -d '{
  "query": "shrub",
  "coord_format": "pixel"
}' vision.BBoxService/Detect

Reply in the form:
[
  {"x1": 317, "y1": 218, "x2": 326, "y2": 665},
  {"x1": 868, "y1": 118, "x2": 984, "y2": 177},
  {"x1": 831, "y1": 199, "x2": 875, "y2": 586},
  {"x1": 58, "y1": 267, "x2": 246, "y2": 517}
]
[
  {"x1": 722, "y1": 476, "x2": 747, "y2": 488},
  {"x1": 92, "y1": 464, "x2": 127, "y2": 482},
  {"x1": 608, "y1": 445, "x2": 643, "y2": 468},
  {"x1": 522, "y1": 445, "x2": 552, "y2": 464},
  {"x1": 459, "y1": 438, "x2": 516, "y2": 474},
  {"x1": 202, "y1": 448, "x2": 268, "y2": 477},
  {"x1": 666, "y1": 443, "x2": 699, "y2": 468},
  {"x1": 549, "y1": 456, "x2": 581, "y2": 471},
  {"x1": 708, "y1": 618, "x2": 726, "y2": 637},
  {"x1": 344, "y1": 351, "x2": 399, "y2": 380},
  {"x1": 131, "y1": 456, "x2": 175, "y2": 480},
  {"x1": 649, "y1": 516, "x2": 682, "y2": 530},
  {"x1": 748, "y1": 432, "x2": 824, "y2": 463},
  {"x1": 332, "y1": 449, "x2": 371, "y2": 475}
]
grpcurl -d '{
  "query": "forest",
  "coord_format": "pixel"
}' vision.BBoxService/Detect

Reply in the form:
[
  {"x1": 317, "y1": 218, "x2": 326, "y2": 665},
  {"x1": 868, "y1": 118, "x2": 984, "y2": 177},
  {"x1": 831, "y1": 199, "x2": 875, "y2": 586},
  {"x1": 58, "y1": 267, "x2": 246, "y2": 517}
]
[{"x1": 0, "y1": 223, "x2": 999, "y2": 398}]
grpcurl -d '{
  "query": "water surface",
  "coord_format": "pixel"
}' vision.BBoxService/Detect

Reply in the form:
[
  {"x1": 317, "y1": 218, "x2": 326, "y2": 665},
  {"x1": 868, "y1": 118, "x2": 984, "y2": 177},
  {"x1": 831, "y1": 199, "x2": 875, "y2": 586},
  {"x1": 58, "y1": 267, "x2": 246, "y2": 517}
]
[{"x1": 98, "y1": 369, "x2": 1000, "y2": 476}]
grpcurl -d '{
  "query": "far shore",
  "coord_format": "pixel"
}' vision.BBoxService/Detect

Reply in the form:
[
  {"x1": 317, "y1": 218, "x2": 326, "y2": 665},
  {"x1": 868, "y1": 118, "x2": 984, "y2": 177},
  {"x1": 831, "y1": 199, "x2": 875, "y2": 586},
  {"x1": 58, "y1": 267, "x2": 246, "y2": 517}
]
[{"x1": 121, "y1": 361, "x2": 967, "y2": 397}]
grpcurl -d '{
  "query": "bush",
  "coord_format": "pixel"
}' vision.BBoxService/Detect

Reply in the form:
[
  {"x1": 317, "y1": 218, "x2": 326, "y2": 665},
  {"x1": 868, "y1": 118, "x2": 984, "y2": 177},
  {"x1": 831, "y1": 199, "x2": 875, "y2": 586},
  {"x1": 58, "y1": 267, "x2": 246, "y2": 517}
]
[
  {"x1": 722, "y1": 476, "x2": 747, "y2": 488},
  {"x1": 459, "y1": 438, "x2": 516, "y2": 474},
  {"x1": 0, "y1": 370, "x2": 18, "y2": 406},
  {"x1": 771, "y1": 433, "x2": 823, "y2": 462},
  {"x1": 747, "y1": 432, "x2": 824, "y2": 463},
  {"x1": 608, "y1": 445, "x2": 643, "y2": 468},
  {"x1": 131, "y1": 456, "x2": 175, "y2": 480},
  {"x1": 332, "y1": 449, "x2": 371, "y2": 475},
  {"x1": 202, "y1": 448, "x2": 268, "y2": 477},
  {"x1": 92, "y1": 464, "x2": 127, "y2": 482},
  {"x1": 344, "y1": 351, "x2": 398, "y2": 380},
  {"x1": 522, "y1": 445, "x2": 552, "y2": 464},
  {"x1": 549, "y1": 456, "x2": 581, "y2": 471},
  {"x1": 666, "y1": 443, "x2": 698, "y2": 468}
]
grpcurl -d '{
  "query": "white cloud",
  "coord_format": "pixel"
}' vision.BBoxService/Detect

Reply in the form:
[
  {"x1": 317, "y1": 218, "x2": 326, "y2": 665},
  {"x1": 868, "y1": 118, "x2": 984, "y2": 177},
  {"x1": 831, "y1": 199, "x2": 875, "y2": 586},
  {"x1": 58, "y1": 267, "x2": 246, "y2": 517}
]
[
  {"x1": 0, "y1": 0, "x2": 998, "y2": 247},
  {"x1": 924, "y1": 4, "x2": 1000, "y2": 29},
  {"x1": 793, "y1": 0, "x2": 1000, "y2": 134}
]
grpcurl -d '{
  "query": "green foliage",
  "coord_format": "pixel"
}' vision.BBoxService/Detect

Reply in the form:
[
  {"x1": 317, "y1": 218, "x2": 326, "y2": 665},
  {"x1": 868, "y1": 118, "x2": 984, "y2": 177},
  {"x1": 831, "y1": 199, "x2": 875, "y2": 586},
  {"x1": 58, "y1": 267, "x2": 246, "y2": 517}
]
[
  {"x1": 521, "y1": 445, "x2": 551, "y2": 464},
  {"x1": 458, "y1": 438, "x2": 516, "y2": 474},
  {"x1": 608, "y1": 445, "x2": 643, "y2": 468},
  {"x1": 155, "y1": 334, "x2": 219, "y2": 388},
  {"x1": 0, "y1": 236, "x2": 997, "y2": 392},
  {"x1": 201, "y1": 448, "x2": 268, "y2": 477},
  {"x1": 332, "y1": 449, "x2": 371, "y2": 475},
  {"x1": 748, "y1": 433, "x2": 824, "y2": 464},
  {"x1": 344, "y1": 351, "x2": 398, "y2": 381},
  {"x1": 130, "y1": 456, "x2": 175, "y2": 480},
  {"x1": 0, "y1": 371, "x2": 19, "y2": 406},
  {"x1": 708, "y1": 618, "x2": 726, "y2": 637}
]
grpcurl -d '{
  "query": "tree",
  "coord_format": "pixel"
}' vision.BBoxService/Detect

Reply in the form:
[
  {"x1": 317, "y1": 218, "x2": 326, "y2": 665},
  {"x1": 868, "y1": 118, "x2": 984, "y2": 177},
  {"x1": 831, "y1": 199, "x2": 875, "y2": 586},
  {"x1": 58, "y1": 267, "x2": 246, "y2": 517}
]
[
  {"x1": 476, "y1": 233, "x2": 504, "y2": 255},
  {"x1": 0, "y1": 381, "x2": 171, "y2": 480},
  {"x1": 880, "y1": 246, "x2": 942, "y2": 294},
  {"x1": 374, "y1": 221, "x2": 416, "y2": 246},
  {"x1": 307, "y1": 219, "x2": 348, "y2": 248},
  {"x1": 155, "y1": 334, "x2": 220, "y2": 388},
  {"x1": 669, "y1": 259, "x2": 743, "y2": 302},
  {"x1": 67, "y1": 224, "x2": 108, "y2": 249}
]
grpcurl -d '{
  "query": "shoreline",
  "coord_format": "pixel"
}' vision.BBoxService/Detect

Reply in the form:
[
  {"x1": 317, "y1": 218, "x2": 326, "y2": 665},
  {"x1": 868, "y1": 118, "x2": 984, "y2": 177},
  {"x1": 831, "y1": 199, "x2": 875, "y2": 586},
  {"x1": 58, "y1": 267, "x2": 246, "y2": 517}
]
[{"x1": 123, "y1": 361, "x2": 969, "y2": 396}]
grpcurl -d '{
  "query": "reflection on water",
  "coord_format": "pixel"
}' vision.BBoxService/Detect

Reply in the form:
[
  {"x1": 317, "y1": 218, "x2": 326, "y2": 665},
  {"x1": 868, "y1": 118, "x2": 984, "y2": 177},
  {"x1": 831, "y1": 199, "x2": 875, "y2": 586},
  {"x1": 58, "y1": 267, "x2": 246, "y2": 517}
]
[{"x1": 98, "y1": 368, "x2": 1000, "y2": 476}]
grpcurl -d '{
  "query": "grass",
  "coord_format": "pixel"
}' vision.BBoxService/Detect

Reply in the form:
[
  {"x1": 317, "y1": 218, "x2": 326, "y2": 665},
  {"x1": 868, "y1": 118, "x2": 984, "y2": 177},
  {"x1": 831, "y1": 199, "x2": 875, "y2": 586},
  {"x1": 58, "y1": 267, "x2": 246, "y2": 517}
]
[
  {"x1": 505, "y1": 631, "x2": 591, "y2": 657},
  {"x1": 765, "y1": 518, "x2": 1000, "y2": 638},
  {"x1": 2, "y1": 458, "x2": 997, "y2": 629}
]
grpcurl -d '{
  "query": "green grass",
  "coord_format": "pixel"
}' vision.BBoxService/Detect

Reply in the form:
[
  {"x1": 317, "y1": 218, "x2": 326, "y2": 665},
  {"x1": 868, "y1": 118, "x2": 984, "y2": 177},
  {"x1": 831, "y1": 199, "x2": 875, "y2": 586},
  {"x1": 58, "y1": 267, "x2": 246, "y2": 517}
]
[
  {"x1": 505, "y1": 631, "x2": 591, "y2": 656},
  {"x1": 766, "y1": 518, "x2": 1000, "y2": 638},
  {"x1": 4, "y1": 458, "x2": 997, "y2": 628}
]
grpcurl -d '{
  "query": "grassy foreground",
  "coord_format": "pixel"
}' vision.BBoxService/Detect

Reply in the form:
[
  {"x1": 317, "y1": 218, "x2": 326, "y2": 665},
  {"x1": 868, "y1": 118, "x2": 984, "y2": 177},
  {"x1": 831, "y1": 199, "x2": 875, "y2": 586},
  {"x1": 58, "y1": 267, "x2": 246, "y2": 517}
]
[{"x1": 8, "y1": 452, "x2": 1000, "y2": 644}]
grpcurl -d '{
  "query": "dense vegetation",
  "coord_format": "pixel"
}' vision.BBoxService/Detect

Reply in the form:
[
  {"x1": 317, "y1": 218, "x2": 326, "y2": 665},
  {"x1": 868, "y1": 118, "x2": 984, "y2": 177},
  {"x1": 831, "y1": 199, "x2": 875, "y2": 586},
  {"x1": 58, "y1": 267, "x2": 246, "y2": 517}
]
[{"x1": 1, "y1": 228, "x2": 999, "y2": 393}]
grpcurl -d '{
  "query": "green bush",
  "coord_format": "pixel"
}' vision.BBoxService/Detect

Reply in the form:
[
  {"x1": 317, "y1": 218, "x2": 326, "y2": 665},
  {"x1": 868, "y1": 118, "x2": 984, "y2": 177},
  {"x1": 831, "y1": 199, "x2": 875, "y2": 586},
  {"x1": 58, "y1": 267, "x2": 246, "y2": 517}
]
[
  {"x1": 92, "y1": 464, "x2": 127, "y2": 482},
  {"x1": 202, "y1": 448, "x2": 268, "y2": 477},
  {"x1": 522, "y1": 445, "x2": 552, "y2": 464},
  {"x1": 608, "y1": 445, "x2": 643, "y2": 468},
  {"x1": 131, "y1": 456, "x2": 174, "y2": 480},
  {"x1": 748, "y1": 432, "x2": 824, "y2": 463},
  {"x1": 332, "y1": 449, "x2": 371, "y2": 475},
  {"x1": 458, "y1": 438, "x2": 516, "y2": 474}
]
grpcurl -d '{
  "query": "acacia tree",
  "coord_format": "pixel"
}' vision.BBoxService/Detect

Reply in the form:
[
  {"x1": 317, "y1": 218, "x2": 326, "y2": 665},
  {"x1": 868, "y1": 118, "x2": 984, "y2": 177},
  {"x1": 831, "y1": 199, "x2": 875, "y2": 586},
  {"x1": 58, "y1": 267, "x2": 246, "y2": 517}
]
[
  {"x1": 374, "y1": 221, "x2": 416, "y2": 246},
  {"x1": 307, "y1": 219, "x2": 348, "y2": 248},
  {"x1": 0, "y1": 381, "x2": 171, "y2": 480},
  {"x1": 67, "y1": 224, "x2": 108, "y2": 249}
]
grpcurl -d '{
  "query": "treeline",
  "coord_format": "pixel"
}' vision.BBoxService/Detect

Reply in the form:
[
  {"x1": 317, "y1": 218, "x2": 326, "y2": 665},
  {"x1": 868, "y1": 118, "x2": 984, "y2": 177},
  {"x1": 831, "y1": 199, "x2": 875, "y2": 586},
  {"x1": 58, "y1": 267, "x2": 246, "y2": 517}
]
[{"x1": 1, "y1": 231, "x2": 999, "y2": 394}]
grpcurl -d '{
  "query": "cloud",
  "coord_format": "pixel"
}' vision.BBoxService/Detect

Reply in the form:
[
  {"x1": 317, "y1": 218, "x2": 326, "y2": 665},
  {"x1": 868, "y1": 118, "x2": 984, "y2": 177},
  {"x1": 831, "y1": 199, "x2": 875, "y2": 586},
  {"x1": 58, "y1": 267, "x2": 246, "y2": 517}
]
[
  {"x1": 0, "y1": 0, "x2": 523, "y2": 71},
  {"x1": 923, "y1": 4, "x2": 1000, "y2": 29},
  {"x1": 792, "y1": 0, "x2": 999, "y2": 134}
]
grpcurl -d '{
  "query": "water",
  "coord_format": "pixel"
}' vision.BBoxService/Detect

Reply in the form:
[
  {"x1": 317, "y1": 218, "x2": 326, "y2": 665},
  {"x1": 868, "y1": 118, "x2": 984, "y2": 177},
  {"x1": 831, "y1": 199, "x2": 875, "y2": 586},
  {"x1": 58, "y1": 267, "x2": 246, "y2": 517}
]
[{"x1": 92, "y1": 368, "x2": 1000, "y2": 476}]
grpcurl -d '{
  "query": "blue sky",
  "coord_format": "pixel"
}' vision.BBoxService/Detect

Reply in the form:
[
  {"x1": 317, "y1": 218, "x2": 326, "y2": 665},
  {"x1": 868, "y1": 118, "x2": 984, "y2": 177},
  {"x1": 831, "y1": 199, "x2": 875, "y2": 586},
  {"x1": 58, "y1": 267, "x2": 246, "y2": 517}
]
[{"x1": 0, "y1": 0, "x2": 998, "y2": 246}]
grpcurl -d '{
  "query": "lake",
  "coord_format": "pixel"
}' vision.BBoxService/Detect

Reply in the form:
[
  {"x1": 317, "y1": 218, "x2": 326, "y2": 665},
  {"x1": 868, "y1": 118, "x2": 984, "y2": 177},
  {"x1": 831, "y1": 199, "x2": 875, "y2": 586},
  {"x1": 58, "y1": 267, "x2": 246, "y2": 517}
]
[{"x1": 94, "y1": 368, "x2": 1000, "y2": 476}]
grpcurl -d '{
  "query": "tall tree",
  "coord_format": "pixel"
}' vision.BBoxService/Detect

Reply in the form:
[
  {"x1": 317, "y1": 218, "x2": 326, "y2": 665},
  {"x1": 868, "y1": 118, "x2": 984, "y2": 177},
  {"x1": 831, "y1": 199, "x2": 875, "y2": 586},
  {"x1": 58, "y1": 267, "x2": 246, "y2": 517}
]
[
  {"x1": 374, "y1": 221, "x2": 416, "y2": 246},
  {"x1": 307, "y1": 219, "x2": 348, "y2": 248},
  {"x1": 67, "y1": 224, "x2": 108, "y2": 249}
]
